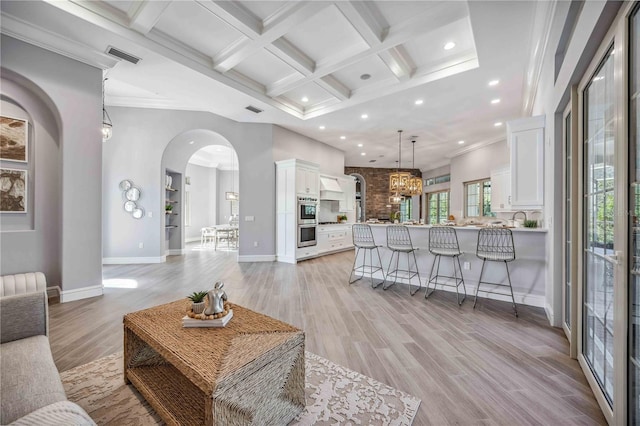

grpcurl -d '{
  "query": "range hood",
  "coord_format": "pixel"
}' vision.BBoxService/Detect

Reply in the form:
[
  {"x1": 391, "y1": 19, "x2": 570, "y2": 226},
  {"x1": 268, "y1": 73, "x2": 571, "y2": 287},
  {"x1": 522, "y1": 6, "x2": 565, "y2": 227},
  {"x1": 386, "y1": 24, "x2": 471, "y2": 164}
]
[{"x1": 320, "y1": 177, "x2": 344, "y2": 200}]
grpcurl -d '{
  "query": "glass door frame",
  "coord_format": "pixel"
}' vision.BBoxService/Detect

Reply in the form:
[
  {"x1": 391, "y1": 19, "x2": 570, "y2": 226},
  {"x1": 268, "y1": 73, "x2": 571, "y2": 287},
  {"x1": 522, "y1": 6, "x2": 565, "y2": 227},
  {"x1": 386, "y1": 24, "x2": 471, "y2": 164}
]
[
  {"x1": 576, "y1": 4, "x2": 632, "y2": 423},
  {"x1": 562, "y1": 90, "x2": 579, "y2": 359}
]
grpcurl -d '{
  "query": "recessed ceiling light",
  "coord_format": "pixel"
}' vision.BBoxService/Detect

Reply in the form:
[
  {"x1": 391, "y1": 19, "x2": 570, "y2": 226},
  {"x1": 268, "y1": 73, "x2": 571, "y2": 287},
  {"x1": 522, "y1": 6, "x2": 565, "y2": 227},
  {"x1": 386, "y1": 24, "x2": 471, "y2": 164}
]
[
  {"x1": 357, "y1": 143, "x2": 363, "y2": 147},
  {"x1": 189, "y1": 141, "x2": 194, "y2": 145},
  {"x1": 593, "y1": 76, "x2": 605, "y2": 82},
  {"x1": 458, "y1": 140, "x2": 465, "y2": 145},
  {"x1": 361, "y1": 152, "x2": 366, "y2": 156},
  {"x1": 491, "y1": 98, "x2": 501, "y2": 104},
  {"x1": 360, "y1": 73, "x2": 371, "y2": 80},
  {"x1": 361, "y1": 114, "x2": 368, "y2": 119},
  {"x1": 444, "y1": 41, "x2": 456, "y2": 50},
  {"x1": 494, "y1": 122, "x2": 503, "y2": 127},
  {"x1": 216, "y1": 147, "x2": 222, "y2": 151},
  {"x1": 340, "y1": 136, "x2": 346, "y2": 140},
  {"x1": 415, "y1": 99, "x2": 424, "y2": 105},
  {"x1": 301, "y1": 96, "x2": 309, "y2": 103},
  {"x1": 489, "y1": 79, "x2": 500, "y2": 86},
  {"x1": 319, "y1": 125, "x2": 325, "y2": 130}
]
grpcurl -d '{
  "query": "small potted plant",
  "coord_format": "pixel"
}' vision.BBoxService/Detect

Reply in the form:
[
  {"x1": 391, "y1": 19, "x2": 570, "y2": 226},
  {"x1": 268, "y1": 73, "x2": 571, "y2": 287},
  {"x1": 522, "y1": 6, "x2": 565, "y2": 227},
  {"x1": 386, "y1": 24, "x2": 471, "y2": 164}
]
[
  {"x1": 187, "y1": 291, "x2": 208, "y2": 314},
  {"x1": 337, "y1": 214, "x2": 348, "y2": 223},
  {"x1": 165, "y1": 204, "x2": 173, "y2": 214}
]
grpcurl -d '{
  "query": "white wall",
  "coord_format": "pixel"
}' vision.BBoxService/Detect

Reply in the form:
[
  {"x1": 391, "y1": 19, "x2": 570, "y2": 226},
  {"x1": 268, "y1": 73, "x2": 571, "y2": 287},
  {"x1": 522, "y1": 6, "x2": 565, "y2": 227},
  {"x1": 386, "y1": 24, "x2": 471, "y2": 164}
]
[
  {"x1": 184, "y1": 163, "x2": 216, "y2": 241},
  {"x1": 528, "y1": 1, "x2": 621, "y2": 325},
  {"x1": 272, "y1": 125, "x2": 345, "y2": 176},
  {"x1": 449, "y1": 141, "x2": 509, "y2": 219},
  {"x1": 1, "y1": 35, "x2": 102, "y2": 296}
]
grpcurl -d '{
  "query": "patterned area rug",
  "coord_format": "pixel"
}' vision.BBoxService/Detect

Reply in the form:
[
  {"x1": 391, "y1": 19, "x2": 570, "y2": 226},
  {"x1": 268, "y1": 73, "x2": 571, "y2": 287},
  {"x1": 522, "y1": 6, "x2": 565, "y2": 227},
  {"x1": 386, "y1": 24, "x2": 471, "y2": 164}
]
[{"x1": 60, "y1": 352, "x2": 420, "y2": 425}]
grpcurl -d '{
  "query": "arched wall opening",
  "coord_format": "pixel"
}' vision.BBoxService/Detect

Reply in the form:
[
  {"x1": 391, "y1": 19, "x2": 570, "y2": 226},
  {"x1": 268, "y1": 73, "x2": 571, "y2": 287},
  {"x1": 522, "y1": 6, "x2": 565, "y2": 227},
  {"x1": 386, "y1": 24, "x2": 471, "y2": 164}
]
[
  {"x1": 0, "y1": 68, "x2": 63, "y2": 285},
  {"x1": 161, "y1": 129, "x2": 240, "y2": 257},
  {"x1": 349, "y1": 173, "x2": 366, "y2": 222}
]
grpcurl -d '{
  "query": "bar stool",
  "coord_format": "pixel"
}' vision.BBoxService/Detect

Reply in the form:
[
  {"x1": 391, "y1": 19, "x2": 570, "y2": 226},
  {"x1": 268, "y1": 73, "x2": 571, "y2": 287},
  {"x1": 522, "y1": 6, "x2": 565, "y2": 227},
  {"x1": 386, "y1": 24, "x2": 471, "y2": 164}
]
[
  {"x1": 383, "y1": 225, "x2": 422, "y2": 295},
  {"x1": 349, "y1": 224, "x2": 384, "y2": 288},
  {"x1": 425, "y1": 226, "x2": 467, "y2": 305},
  {"x1": 474, "y1": 228, "x2": 518, "y2": 317}
]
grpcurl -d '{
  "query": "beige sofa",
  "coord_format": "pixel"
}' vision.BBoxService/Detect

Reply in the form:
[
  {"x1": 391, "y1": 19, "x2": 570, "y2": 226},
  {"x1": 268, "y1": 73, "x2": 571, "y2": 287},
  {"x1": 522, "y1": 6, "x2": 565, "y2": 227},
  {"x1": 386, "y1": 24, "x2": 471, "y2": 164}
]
[{"x1": 0, "y1": 272, "x2": 95, "y2": 425}]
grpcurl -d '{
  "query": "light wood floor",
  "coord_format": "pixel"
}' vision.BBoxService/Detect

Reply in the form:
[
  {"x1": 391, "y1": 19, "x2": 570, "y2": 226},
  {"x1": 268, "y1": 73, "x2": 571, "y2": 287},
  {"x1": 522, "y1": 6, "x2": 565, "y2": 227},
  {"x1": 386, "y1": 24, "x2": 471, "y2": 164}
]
[{"x1": 49, "y1": 245, "x2": 605, "y2": 425}]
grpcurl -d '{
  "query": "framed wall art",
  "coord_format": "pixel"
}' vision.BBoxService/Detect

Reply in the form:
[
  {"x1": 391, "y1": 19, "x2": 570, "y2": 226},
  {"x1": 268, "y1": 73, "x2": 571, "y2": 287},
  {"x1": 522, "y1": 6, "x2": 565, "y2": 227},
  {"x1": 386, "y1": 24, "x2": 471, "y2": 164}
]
[
  {"x1": 0, "y1": 168, "x2": 27, "y2": 213},
  {"x1": 0, "y1": 115, "x2": 28, "y2": 163}
]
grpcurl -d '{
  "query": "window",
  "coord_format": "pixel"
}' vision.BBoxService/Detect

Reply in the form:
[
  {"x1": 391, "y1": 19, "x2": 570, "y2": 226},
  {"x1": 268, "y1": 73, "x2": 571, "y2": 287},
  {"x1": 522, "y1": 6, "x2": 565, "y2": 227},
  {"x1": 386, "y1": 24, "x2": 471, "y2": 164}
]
[
  {"x1": 424, "y1": 174, "x2": 450, "y2": 187},
  {"x1": 464, "y1": 179, "x2": 494, "y2": 217},
  {"x1": 399, "y1": 198, "x2": 412, "y2": 222},
  {"x1": 427, "y1": 191, "x2": 449, "y2": 224}
]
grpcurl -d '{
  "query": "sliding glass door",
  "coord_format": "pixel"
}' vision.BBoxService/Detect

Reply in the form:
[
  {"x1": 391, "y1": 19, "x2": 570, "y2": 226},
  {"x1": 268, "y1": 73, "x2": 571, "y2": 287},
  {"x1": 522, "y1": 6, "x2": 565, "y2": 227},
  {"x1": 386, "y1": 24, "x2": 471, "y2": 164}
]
[
  {"x1": 582, "y1": 46, "x2": 616, "y2": 405},
  {"x1": 629, "y1": 3, "x2": 640, "y2": 423}
]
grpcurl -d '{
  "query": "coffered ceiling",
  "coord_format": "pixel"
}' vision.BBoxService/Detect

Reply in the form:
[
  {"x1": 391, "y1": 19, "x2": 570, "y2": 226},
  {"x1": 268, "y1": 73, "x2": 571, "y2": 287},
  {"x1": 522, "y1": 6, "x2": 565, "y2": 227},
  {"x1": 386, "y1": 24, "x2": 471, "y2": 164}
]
[{"x1": 0, "y1": 1, "x2": 544, "y2": 171}]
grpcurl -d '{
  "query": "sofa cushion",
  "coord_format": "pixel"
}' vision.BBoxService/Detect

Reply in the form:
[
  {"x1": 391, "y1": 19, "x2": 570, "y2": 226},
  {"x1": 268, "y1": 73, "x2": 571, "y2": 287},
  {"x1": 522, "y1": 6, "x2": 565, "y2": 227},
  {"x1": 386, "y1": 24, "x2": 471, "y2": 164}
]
[
  {"x1": 9, "y1": 400, "x2": 95, "y2": 425},
  {"x1": 0, "y1": 335, "x2": 67, "y2": 424}
]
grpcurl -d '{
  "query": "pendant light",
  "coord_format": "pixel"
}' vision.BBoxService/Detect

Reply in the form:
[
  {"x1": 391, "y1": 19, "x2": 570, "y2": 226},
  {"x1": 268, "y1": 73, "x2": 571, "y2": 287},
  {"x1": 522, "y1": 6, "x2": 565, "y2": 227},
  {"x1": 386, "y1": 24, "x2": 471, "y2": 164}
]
[
  {"x1": 405, "y1": 139, "x2": 423, "y2": 196},
  {"x1": 389, "y1": 130, "x2": 410, "y2": 204},
  {"x1": 225, "y1": 147, "x2": 239, "y2": 201},
  {"x1": 101, "y1": 77, "x2": 113, "y2": 142}
]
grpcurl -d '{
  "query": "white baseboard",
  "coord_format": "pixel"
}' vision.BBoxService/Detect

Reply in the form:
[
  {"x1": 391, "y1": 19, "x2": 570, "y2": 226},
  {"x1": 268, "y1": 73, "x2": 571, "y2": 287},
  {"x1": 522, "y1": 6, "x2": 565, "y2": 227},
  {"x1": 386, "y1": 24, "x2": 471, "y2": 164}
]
[
  {"x1": 46, "y1": 286, "x2": 61, "y2": 299},
  {"x1": 185, "y1": 237, "x2": 200, "y2": 243},
  {"x1": 354, "y1": 272, "x2": 545, "y2": 308},
  {"x1": 167, "y1": 249, "x2": 186, "y2": 256},
  {"x1": 276, "y1": 255, "x2": 297, "y2": 264},
  {"x1": 238, "y1": 255, "x2": 276, "y2": 262},
  {"x1": 545, "y1": 303, "x2": 555, "y2": 325},
  {"x1": 60, "y1": 285, "x2": 103, "y2": 303},
  {"x1": 103, "y1": 256, "x2": 167, "y2": 265}
]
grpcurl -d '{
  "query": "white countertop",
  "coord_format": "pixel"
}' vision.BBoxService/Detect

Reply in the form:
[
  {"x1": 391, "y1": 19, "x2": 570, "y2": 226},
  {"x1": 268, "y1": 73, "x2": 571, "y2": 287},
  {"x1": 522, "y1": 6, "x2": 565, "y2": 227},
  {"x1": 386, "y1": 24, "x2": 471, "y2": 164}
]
[{"x1": 364, "y1": 223, "x2": 547, "y2": 233}]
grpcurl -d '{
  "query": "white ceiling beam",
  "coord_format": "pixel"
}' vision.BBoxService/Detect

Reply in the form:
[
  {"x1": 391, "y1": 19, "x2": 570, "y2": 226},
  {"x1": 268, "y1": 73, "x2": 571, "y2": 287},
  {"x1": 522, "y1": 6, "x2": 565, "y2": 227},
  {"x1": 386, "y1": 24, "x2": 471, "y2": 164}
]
[
  {"x1": 127, "y1": 0, "x2": 172, "y2": 34},
  {"x1": 378, "y1": 46, "x2": 415, "y2": 81},
  {"x1": 196, "y1": 0, "x2": 261, "y2": 37},
  {"x1": 334, "y1": 1, "x2": 384, "y2": 47},
  {"x1": 210, "y1": 1, "x2": 328, "y2": 73},
  {"x1": 0, "y1": 11, "x2": 120, "y2": 70},
  {"x1": 317, "y1": 75, "x2": 350, "y2": 101},
  {"x1": 42, "y1": 0, "x2": 306, "y2": 119},
  {"x1": 268, "y1": 1, "x2": 466, "y2": 97},
  {"x1": 267, "y1": 38, "x2": 315, "y2": 76}
]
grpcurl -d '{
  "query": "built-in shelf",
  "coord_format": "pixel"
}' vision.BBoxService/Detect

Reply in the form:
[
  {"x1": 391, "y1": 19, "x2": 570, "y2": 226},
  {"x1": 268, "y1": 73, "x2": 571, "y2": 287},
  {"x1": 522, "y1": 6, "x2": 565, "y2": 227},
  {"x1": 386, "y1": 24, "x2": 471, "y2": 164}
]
[
  {"x1": 165, "y1": 212, "x2": 178, "y2": 215},
  {"x1": 165, "y1": 225, "x2": 178, "y2": 229},
  {"x1": 166, "y1": 200, "x2": 178, "y2": 203},
  {"x1": 165, "y1": 187, "x2": 178, "y2": 192}
]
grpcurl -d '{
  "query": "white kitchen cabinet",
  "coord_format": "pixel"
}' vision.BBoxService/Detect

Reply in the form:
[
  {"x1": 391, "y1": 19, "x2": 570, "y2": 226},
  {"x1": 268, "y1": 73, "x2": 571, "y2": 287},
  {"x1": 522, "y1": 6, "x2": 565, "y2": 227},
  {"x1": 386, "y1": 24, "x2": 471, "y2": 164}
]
[
  {"x1": 490, "y1": 166, "x2": 511, "y2": 212},
  {"x1": 296, "y1": 167, "x2": 319, "y2": 196},
  {"x1": 507, "y1": 116, "x2": 545, "y2": 209},
  {"x1": 316, "y1": 224, "x2": 353, "y2": 254},
  {"x1": 338, "y1": 177, "x2": 355, "y2": 212}
]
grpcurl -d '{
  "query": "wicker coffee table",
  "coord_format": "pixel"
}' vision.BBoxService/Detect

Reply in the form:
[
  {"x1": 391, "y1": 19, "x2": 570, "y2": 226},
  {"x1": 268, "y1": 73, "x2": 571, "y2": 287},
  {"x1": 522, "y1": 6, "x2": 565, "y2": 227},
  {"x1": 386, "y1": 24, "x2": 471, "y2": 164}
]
[{"x1": 123, "y1": 300, "x2": 305, "y2": 425}]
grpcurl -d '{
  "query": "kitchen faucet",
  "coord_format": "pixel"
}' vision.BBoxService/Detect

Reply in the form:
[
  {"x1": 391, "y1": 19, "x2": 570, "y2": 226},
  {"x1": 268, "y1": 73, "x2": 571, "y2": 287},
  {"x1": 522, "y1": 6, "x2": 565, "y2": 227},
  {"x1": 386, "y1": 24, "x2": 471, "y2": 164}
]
[{"x1": 512, "y1": 211, "x2": 527, "y2": 221}]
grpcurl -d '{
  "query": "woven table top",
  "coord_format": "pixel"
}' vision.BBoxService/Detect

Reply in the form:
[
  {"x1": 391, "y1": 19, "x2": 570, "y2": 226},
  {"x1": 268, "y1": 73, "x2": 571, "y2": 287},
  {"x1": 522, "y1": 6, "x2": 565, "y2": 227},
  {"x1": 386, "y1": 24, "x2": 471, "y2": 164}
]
[{"x1": 124, "y1": 300, "x2": 303, "y2": 394}]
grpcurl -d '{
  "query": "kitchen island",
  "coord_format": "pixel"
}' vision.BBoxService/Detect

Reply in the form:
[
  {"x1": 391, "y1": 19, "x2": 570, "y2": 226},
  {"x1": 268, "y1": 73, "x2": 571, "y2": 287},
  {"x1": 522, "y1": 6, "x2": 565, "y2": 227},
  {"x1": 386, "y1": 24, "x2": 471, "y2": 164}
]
[{"x1": 354, "y1": 224, "x2": 547, "y2": 308}]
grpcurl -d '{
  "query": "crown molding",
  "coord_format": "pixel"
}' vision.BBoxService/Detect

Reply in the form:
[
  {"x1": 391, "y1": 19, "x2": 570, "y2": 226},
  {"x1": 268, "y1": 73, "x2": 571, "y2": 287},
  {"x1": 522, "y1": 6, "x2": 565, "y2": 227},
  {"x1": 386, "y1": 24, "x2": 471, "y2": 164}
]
[
  {"x1": 522, "y1": 0, "x2": 557, "y2": 115},
  {"x1": 0, "y1": 12, "x2": 119, "y2": 70}
]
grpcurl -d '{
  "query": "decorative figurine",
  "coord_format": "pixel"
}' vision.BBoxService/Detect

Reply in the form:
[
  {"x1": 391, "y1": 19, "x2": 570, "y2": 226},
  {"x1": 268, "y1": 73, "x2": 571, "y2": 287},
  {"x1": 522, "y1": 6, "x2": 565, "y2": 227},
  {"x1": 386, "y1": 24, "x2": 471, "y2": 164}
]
[{"x1": 204, "y1": 281, "x2": 228, "y2": 315}]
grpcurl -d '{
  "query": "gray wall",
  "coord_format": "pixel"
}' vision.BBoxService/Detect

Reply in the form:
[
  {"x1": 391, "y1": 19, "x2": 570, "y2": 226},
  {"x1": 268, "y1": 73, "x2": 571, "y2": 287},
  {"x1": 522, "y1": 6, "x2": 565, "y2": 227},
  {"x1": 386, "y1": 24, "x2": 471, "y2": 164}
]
[
  {"x1": 184, "y1": 163, "x2": 216, "y2": 241},
  {"x1": 216, "y1": 169, "x2": 238, "y2": 225},
  {"x1": 273, "y1": 125, "x2": 345, "y2": 176},
  {"x1": 1, "y1": 35, "x2": 102, "y2": 293},
  {"x1": 103, "y1": 108, "x2": 275, "y2": 260}
]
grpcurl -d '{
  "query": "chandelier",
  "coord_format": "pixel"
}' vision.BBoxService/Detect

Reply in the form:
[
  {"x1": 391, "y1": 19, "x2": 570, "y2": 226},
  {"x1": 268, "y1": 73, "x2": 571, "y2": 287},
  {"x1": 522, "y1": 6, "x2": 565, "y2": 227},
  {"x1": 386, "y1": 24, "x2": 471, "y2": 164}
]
[
  {"x1": 101, "y1": 77, "x2": 113, "y2": 142},
  {"x1": 404, "y1": 139, "x2": 423, "y2": 196},
  {"x1": 388, "y1": 130, "x2": 411, "y2": 203}
]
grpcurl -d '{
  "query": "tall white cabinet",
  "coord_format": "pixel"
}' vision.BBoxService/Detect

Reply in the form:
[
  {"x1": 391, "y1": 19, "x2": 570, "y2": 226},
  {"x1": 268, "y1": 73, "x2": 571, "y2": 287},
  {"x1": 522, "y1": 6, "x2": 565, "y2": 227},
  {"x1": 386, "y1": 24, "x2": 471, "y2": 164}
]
[
  {"x1": 507, "y1": 115, "x2": 545, "y2": 210},
  {"x1": 276, "y1": 159, "x2": 319, "y2": 264}
]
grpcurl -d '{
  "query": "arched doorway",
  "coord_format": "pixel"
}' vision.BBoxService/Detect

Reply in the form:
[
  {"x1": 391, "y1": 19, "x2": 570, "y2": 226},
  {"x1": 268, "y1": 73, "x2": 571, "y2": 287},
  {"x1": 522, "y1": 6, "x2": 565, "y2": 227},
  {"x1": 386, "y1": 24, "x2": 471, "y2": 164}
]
[
  {"x1": 350, "y1": 173, "x2": 366, "y2": 222},
  {"x1": 161, "y1": 129, "x2": 240, "y2": 258}
]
